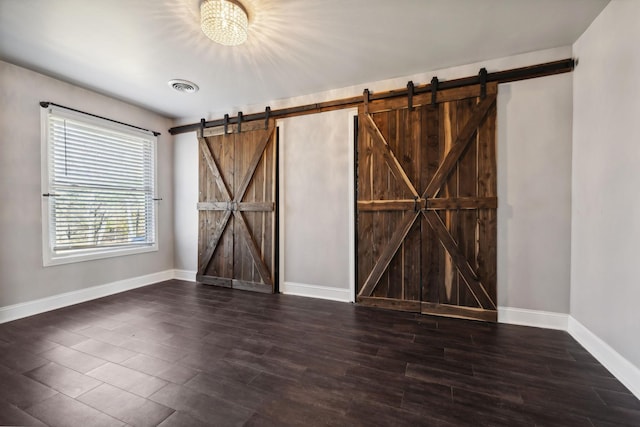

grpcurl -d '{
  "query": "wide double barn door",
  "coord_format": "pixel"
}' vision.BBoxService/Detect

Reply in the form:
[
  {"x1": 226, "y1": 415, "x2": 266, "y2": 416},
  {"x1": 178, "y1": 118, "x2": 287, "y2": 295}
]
[
  {"x1": 197, "y1": 122, "x2": 277, "y2": 293},
  {"x1": 357, "y1": 83, "x2": 498, "y2": 321}
]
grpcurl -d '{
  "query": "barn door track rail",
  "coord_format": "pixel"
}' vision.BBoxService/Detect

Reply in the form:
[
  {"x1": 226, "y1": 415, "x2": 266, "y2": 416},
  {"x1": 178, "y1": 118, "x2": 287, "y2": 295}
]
[{"x1": 169, "y1": 58, "x2": 575, "y2": 135}]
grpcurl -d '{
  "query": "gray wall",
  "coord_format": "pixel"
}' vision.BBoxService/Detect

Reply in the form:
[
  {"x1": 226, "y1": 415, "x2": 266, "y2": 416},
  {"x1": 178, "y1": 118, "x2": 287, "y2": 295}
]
[
  {"x1": 278, "y1": 110, "x2": 354, "y2": 298},
  {"x1": 571, "y1": 0, "x2": 640, "y2": 367},
  {"x1": 497, "y1": 73, "x2": 573, "y2": 312},
  {"x1": 173, "y1": 131, "x2": 198, "y2": 273},
  {"x1": 0, "y1": 60, "x2": 174, "y2": 307}
]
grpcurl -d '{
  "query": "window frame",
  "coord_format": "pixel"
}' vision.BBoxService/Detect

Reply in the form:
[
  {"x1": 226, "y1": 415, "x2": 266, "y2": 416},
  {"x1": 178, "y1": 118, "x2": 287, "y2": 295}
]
[{"x1": 40, "y1": 105, "x2": 159, "y2": 267}]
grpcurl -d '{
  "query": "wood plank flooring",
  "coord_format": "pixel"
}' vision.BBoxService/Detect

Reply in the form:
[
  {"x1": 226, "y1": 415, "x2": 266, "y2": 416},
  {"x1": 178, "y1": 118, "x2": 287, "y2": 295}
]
[{"x1": 0, "y1": 279, "x2": 638, "y2": 426}]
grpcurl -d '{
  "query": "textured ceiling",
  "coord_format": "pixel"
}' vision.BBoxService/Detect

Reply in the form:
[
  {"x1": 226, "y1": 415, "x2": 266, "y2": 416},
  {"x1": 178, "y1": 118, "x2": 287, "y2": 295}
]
[{"x1": 0, "y1": 0, "x2": 609, "y2": 119}]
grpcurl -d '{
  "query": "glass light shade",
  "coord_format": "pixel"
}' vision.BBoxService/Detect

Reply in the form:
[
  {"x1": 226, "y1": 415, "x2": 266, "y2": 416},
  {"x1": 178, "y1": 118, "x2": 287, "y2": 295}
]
[{"x1": 201, "y1": 0, "x2": 248, "y2": 46}]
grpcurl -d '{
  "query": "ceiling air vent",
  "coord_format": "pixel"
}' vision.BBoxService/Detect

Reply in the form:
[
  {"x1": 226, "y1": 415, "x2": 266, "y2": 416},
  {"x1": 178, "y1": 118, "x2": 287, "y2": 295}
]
[{"x1": 168, "y1": 79, "x2": 199, "y2": 93}]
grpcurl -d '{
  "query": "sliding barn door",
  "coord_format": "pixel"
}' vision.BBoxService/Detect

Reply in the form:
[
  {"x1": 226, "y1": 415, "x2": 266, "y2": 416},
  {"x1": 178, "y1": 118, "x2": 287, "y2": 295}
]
[
  {"x1": 197, "y1": 122, "x2": 277, "y2": 293},
  {"x1": 356, "y1": 83, "x2": 497, "y2": 321}
]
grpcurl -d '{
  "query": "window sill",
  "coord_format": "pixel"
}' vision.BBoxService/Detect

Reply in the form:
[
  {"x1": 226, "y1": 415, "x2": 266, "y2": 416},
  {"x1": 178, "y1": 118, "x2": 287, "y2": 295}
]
[{"x1": 43, "y1": 244, "x2": 158, "y2": 267}]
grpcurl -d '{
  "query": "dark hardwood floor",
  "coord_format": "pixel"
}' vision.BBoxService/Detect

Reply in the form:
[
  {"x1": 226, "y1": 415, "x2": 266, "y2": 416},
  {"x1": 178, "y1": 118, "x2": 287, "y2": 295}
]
[{"x1": 0, "y1": 280, "x2": 638, "y2": 426}]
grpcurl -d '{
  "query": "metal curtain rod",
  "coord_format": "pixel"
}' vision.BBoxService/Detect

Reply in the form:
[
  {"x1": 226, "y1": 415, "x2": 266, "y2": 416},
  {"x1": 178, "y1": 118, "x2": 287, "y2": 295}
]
[
  {"x1": 169, "y1": 58, "x2": 575, "y2": 136},
  {"x1": 40, "y1": 102, "x2": 161, "y2": 136}
]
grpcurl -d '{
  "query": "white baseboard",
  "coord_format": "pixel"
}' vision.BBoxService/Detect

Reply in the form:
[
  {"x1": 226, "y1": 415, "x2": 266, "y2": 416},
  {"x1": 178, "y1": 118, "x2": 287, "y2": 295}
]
[
  {"x1": 498, "y1": 306, "x2": 569, "y2": 330},
  {"x1": 0, "y1": 270, "x2": 175, "y2": 324},
  {"x1": 498, "y1": 307, "x2": 640, "y2": 399},
  {"x1": 280, "y1": 281, "x2": 352, "y2": 303},
  {"x1": 173, "y1": 269, "x2": 197, "y2": 281},
  {"x1": 568, "y1": 317, "x2": 640, "y2": 399}
]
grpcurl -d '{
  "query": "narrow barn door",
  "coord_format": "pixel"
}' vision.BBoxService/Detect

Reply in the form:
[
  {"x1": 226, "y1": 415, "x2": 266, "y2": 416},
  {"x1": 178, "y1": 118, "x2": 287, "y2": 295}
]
[
  {"x1": 197, "y1": 121, "x2": 277, "y2": 293},
  {"x1": 356, "y1": 83, "x2": 498, "y2": 321}
]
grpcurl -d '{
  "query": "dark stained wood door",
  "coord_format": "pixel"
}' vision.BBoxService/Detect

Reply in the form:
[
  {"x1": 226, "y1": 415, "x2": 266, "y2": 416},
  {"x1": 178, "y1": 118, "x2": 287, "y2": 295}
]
[
  {"x1": 197, "y1": 121, "x2": 277, "y2": 293},
  {"x1": 356, "y1": 83, "x2": 498, "y2": 321}
]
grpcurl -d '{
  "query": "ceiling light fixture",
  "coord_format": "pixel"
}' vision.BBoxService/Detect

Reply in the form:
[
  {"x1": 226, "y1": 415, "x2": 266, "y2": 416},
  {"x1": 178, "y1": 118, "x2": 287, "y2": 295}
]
[{"x1": 200, "y1": 0, "x2": 249, "y2": 46}]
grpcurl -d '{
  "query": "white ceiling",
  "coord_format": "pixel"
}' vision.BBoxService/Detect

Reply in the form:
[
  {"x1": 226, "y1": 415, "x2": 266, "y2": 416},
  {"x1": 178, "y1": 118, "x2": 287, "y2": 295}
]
[{"x1": 0, "y1": 0, "x2": 609, "y2": 120}]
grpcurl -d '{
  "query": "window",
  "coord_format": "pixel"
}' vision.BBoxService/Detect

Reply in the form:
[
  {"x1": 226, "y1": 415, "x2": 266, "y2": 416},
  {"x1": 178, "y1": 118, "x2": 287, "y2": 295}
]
[{"x1": 41, "y1": 105, "x2": 158, "y2": 266}]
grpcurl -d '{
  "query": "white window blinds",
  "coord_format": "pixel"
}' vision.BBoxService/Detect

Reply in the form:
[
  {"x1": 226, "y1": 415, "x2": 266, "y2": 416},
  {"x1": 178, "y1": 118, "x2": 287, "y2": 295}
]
[{"x1": 42, "y1": 106, "x2": 157, "y2": 263}]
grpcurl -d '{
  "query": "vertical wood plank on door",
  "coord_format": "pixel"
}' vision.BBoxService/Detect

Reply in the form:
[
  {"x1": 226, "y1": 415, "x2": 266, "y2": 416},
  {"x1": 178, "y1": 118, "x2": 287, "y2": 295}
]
[
  {"x1": 357, "y1": 111, "x2": 374, "y2": 295},
  {"x1": 384, "y1": 109, "x2": 399, "y2": 299},
  {"x1": 198, "y1": 138, "x2": 209, "y2": 275},
  {"x1": 247, "y1": 130, "x2": 263, "y2": 284},
  {"x1": 477, "y1": 98, "x2": 498, "y2": 301},
  {"x1": 371, "y1": 112, "x2": 390, "y2": 298},
  {"x1": 266, "y1": 129, "x2": 276, "y2": 286},
  {"x1": 456, "y1": 97, "x2": 480, "y2": 308},
  {"x1": 422, "y1": 104, "x2": 441, "y2": 305},
  {"x1": 233, "y1": 131, "x2": 247, "y2": 283},
  {"x1": 404, "y1": 107, "x2": 422, "y2": 302},
  {"x1": 220, "y1": 134, "x2": 235, "y2": 280},
  {"x1": 441, "y1": 101, "x2": 459, "y2": 306},
  {"x1": 262, "y1": 133, "x2": 275, "y2": 286}
]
